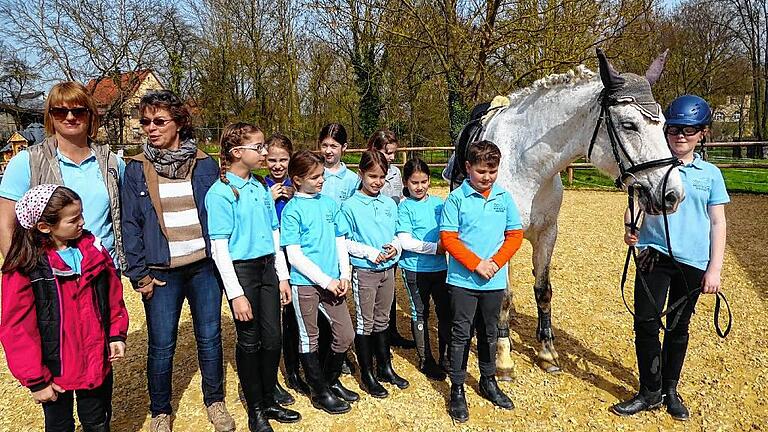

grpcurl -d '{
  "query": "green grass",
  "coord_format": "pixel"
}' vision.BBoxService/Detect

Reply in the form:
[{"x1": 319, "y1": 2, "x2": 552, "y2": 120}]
[{"x1": 562, "y1": 168, "x2": 768, "y2": 194}]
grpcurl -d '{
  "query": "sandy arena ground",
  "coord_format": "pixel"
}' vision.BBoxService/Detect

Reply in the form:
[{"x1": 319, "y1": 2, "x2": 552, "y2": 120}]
[{"x1": 1, "y1": 189, "x2": 766, "y2": 431}]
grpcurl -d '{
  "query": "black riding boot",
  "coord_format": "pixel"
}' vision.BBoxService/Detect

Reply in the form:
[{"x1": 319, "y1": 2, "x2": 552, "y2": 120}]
[
  {"x1": 373, "y1": 330, "x2": 409, "y2": 389},
  {"x1": 261, "y1": 349, "x2": 301, "y2": 423},
  {"x1": 663, "y1": 380, "x2": 689, "y2": 421},
  {"x1": 272, "y1": 381, "x2": 295, "y2": 406},
  {"x1": 236, "y1": 346, "x2": 272, "y2": 432},
  {"x1": 82, "y1": 422, "x2": 109, "y2": 432},
  {"x1": 325, "y1": 350, "x2": 360, "y2": 402},
  {"x1": 282, "y1": 305, "x2": 311, "y2": 395},
  {"x1": 354, "y1": 334, "x2": 388, "y2": 398},
  {"x1": 449, "y1": 384, "x2": 469, "y2": 422},
  {"x1": 611, "y1": 386, "x2": 663, "y2": 416},
  {"x1": 299, "y1": 352, "x2": 350, "y2": 414},
  {"x1": 478, "y1": 375, "x2": 513, "y2": 409},
  {"x1": 412, "y1": 320, "x2": 446, "y2": 380},
  {"x1": 389, "y1": 295, "x2": 415, "y2": 349}
]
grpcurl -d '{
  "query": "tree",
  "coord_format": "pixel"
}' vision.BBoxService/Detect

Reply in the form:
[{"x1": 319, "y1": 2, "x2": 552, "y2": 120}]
[{"x1": 0, "y1": 45, "x2": 39, "y2": 129}]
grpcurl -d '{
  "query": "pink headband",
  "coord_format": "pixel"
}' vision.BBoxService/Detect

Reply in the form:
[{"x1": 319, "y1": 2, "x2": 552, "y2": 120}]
[{"x1": 15, "y1": 184, "x2": 61, "y2": 229}]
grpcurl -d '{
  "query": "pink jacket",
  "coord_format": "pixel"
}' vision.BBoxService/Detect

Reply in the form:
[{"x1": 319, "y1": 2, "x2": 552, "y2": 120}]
[{"x1": 0, "y1": 234, "x2": 129, "y2": 392}]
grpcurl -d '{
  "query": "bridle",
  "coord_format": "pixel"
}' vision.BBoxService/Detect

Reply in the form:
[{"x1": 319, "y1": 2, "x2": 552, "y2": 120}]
[
  {"x1": 587, "y1": 88, "x2": 681, "y2": 190},
  {"x1": 589, "y1": 87, "x2": 732, "y2": 338}
]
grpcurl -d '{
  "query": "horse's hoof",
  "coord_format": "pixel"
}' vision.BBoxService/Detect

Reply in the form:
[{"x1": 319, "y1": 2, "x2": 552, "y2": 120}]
[
  {"x1": 496, "y1": 368, "x2": 515, "y2": 382},
  {"x1": 539, "y1": 360, "x2": 562, "y2": 374}
]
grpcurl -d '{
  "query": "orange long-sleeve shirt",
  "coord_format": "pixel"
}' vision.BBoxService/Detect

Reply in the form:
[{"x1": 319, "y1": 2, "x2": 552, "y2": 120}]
[{"x1": 439, "y1": 188, "x2": 524, "y2": 272}]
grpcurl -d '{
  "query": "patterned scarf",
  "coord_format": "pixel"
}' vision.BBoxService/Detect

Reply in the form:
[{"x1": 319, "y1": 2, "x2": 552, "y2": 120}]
[{"x1": 143, "y1": 138, "x2": 198, "y2": 179}]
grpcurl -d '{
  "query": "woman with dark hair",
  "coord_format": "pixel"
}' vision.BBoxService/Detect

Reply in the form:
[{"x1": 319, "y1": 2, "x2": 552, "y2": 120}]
[
  {"x1": 0, "y1": 82, "x2": 124, "y2": 268},
  {"x1": 120, "y1": 90, "x2": 235, "y2": 432}
]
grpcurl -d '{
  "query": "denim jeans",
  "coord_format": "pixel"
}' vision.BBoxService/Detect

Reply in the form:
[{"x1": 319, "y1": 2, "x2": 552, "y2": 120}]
[{"x1": 143, "y1": 258, "x2": 224, "y2": 416}]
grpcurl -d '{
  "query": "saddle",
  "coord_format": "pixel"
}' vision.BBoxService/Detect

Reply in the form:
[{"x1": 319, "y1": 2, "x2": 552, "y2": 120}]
[{"x1": 445, "y1": 96, "x2": 509, "y2": 190}]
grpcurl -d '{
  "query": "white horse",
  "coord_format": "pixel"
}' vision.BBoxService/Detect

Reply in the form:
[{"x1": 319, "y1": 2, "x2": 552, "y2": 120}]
[{"x1": 467, "y1": 50, "x2": 685, "y2": 375}]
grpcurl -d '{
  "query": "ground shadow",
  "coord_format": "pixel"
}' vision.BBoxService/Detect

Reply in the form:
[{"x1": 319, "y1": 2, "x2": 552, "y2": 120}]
[
  {"x1": 723, "y1": 195, "x2": 768, "y2": 304},
  {"x1": 508, "y1": 311, "x2": 638, "y2": 400}
]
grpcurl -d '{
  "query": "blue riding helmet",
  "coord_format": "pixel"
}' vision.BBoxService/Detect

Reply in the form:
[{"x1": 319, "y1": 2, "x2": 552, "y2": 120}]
[{"x1": 664, "y1": 95, "x2": 712, "y2": 126}]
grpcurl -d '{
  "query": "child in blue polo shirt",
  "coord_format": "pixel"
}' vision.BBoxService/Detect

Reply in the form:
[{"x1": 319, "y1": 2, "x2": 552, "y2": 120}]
[
  {"x1": 205, "y1": 122, "x2": 301, "y2": 431},
  {"x1": 613, "y1": 95, "x2": 729, "y2": 421},
  {"x1": 440, "y1": 140, "x2": 524, "y2": 422},
  {"x1": 339, "y1": 150, "x2": 408, "y2": 398},
  {"x1": 263, "y1": 133, "x2": 311, "y2": 404},
  {"x1": 281, "y1": 150, "x2": 358, "y2": 415},
  {"x1": 318, "y1": 123, "x2": 359, "y2": 204},
  {"x1": 396, "y1": 158, "x2": 450, "y2": 381}
]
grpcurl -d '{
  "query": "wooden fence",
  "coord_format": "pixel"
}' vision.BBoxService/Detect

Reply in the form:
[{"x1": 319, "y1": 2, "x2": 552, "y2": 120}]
[{"x1": 346, "y1": 142, "x2": 768, "y2": 186}]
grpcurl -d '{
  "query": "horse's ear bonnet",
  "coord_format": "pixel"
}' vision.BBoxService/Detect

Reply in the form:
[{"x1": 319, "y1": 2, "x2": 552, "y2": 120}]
[{"x1": 596, "y1": 48, "x2": 662, "y2": 121}]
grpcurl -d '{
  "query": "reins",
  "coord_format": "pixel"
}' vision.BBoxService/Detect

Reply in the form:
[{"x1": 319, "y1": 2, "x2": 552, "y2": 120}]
[{"x1": 590, "y1": 89, "x2": 732, "y2": 339}]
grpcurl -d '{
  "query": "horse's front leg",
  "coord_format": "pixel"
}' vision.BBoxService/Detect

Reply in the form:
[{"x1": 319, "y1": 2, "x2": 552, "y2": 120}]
[
  {"x1": 495, "y1": 276, "x2": 517, "y2": 381},
  {"x1": 533, "y1": 223, "x2": 560, "y2": 373}
]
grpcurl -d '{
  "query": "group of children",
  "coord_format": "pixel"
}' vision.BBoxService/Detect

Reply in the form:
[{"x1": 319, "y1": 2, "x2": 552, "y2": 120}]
[{"x1": 0, "y1": 120, "x2": 524, "y2": 430}]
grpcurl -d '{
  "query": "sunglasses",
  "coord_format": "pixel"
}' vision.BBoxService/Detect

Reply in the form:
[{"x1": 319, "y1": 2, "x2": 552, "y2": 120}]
[
  {"x1": 666, "y1": 125, "x2": 703, "y2": 136},
  {"x1": 49, "y1": 107, "x2": 90, "y2": 120},
  {"x1": 139, "y1": 117, "x2": 174, "y2": 127},
  {"x1": 230, "y1": 144, "x2": 266, "y2": 153}
]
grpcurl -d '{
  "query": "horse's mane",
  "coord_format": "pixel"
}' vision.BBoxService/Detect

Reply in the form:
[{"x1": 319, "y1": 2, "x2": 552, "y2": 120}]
[{"x1": 507, "y1": 65, "x2": 597, "y2": 105}]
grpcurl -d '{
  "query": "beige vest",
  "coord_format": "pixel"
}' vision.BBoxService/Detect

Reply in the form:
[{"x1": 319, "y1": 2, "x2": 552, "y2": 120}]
[{"x1": 27, "y1": 137, "x2": 125, "y2": 270}]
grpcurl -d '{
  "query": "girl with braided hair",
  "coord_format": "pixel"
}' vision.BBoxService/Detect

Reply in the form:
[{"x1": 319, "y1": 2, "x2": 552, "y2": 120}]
[{"x1": 205, "y1": 123, "x2": 300, "y2": 432}]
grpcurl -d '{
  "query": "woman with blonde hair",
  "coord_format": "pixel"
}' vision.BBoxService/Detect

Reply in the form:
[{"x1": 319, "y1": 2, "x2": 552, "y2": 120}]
[{"x1": 0, "y1": 81, "x2": 125, "y2": 269}]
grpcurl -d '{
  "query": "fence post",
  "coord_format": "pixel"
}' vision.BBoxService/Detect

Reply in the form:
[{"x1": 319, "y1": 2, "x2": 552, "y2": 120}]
[{"x1": 567, "y1": 167, "x2": 574, "y2": 186}]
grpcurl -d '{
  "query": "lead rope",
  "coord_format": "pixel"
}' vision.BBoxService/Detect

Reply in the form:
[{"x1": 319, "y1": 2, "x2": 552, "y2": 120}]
[{"x1": 620, "y1": 165, "x2": 732, "y2": 338}]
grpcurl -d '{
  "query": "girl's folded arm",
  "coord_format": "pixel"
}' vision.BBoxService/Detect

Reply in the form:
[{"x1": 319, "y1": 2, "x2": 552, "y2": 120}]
[
  {"x1": 345, "y1": 239, "x2": 381, "y2": 263},
  {"x1": 396, "y1": 232, "x2": 437, "y2": 255},
  {"x1": 286, "y1": 244, "x2": 333, "y2": 288}
]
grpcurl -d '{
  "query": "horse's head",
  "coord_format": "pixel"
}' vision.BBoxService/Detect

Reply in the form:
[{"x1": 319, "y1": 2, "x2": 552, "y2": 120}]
[{"x1": 589, "y1": 49, "x2": 684, "y2": 215}]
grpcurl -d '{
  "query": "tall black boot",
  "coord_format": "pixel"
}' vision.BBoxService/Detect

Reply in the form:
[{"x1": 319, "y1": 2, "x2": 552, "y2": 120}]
[
  {"x1": 261, "y1": 349, "x2": 301, "y2": 423},
  {"x1": 272, "y1": 381, "x2": 295, "y2": 406},
  {"x1": 478, "y1": 375, "x2": 513, "y2": 409},
  {"x1": 354, "y1": 334, "x2": 388, "y2": 398},
  {"x1": 282, "y1": 305, "x2": 311, "y2": 395},
  {"x1": 82, "y1": 422, "x2": 109, "y2": 432},
  {"x1": 611, "y1": 386, "x2": 663, "y2": 416},
  {"x1": 412, "y1": 320, "x2": 445, "y2": 380},
  {"x1": 299, "y1": 352, "x2": 351, "y2": 414},
  {"x1": 449, "y1": 384, "x2": 469, "y2": 423},
  {"x1": 325, "y1": 350, "x2": 360, "y2": 402},
  {"x1": 372, "y1": 330, "x2": 409, "y2": 389},
  {"x1": 663, "y1": 380, "x2": 689, "y2": 421},
  {"x1": 389, "y1": 295, "x2": 415, "y2": 349},
  {"x1": 236, "y1": 346, "x2": 272, "y2": 432}
]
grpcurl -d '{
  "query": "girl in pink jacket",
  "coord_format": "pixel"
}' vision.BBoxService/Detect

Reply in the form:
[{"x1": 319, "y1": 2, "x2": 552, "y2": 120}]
[{"x1": 0, "y1": 184, "x2": 129, "y2": 432}]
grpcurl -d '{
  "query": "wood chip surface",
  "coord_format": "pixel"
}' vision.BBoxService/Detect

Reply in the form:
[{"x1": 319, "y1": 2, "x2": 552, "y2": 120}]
[{"x1": 1, "y1": 189, "x2": 766, "y2": 431}]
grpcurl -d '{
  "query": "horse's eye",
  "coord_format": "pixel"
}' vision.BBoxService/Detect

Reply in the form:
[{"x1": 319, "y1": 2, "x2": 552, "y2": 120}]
[{"x1": 621, "y1": 122, "x2": 638, "y2": 131}]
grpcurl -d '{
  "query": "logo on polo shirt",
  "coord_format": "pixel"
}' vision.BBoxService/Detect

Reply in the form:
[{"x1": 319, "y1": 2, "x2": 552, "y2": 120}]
[
  {"x1": 691, "y1": 178, "x2": 711, "y2": 193},
  {"x1": 493, "y1": 202, "x2": 506, "y2": 213},
  {"x1": 325, "y1": 211, "x2": 334, "y2": 223},
  {"x1": 434, "y1": 206, "x2": 443, "y2": 217}
]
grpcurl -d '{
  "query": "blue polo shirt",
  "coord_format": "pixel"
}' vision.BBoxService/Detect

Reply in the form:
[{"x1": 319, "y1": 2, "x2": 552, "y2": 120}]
[
  {"x1": 397, "y1": 195, "x2": 447, "y2": 272},
  {"x1": 637, "y1": 154, "x2": 729, "y2": 271},
  {"x1": 205, "y1": 172, "x2": 279, "y2": 261},
  {"x1": 281, "y1": 193, "x2": 348, "y2": 285},
  {"x1": 265, "y1": 176, "x2": 293, "y2": 221},
  {"x1": 339, "y1": 191, "x2": 399, "y2": 270},
  {"x1": 440, "y1": 180, "x2": 522, "y2": 290},
  {"x1": 322, "y1": 162, "x2": 360, "y2": 204},
  {"x1": 0, "y1": 149, "x2": 125, "y2": 263}
]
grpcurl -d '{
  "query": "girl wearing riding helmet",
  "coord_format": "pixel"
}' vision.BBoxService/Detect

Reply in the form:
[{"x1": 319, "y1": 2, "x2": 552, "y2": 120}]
[{"x1": 612, "y1": 95, "x2": 729, "y2": 421}]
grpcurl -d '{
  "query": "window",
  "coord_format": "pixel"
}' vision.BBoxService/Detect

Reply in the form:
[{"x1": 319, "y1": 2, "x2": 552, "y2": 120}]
[
  {"x1": 732, "y1": 112, "x2": 741, "y2": 121},
  {"x1": 713, "y1": 112, "x2": 725, "y2": 122}
]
